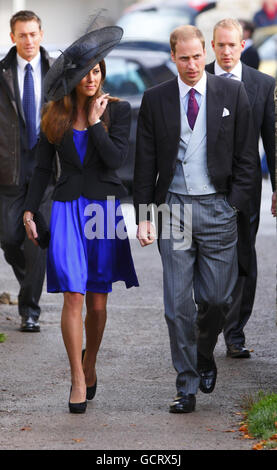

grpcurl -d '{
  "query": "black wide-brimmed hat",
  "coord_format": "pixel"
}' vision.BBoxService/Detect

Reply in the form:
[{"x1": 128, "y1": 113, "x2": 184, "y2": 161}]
[{"x1": 44, "y1": 14, "x2": 123, "y2": 101}]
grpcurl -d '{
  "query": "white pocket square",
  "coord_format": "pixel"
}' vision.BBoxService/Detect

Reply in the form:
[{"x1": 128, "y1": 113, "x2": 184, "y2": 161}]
[{"x1": 222, "y1": 107, "x2": 230, "y2": 117}]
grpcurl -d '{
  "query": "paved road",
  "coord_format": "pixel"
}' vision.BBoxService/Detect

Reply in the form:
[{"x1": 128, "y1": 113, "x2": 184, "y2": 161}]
[{"x1": 0, "y1": 179, "x2": 276, "y2": 451}]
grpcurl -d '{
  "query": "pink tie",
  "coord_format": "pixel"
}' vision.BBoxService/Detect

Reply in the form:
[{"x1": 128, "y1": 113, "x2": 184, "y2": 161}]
[{"x1": 187, "y1": 88, "x2": 199, "y2": 130}]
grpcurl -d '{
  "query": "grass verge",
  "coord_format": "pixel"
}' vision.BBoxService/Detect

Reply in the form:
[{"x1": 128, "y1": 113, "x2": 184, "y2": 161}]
[
  {"x1": 0, "y1": 332, "x2": 7, "y2": 343},
  {"x1": 240, "y1": 392, "x2": 277, "y2": 450}
]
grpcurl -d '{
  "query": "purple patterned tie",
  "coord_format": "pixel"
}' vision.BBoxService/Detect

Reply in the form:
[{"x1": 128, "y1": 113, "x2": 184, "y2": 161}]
[{"x1": 187, "y1": 88, "x2": 199, "y2": 130}]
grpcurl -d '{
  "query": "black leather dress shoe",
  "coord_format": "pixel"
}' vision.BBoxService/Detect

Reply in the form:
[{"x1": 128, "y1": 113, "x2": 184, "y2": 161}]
[
  {"x1": 199, "y1": 368, "x2": 217, "y2": 394},
  {"x1": 20, "y1": 316, "x2": 40, "y2": 332},
  {"x1": 198, "y1": 352, "x2": 217, "y2": 394},
  {"x1": 169, "y1": 393, "x2": 196, "y2": 413},
  {"x1": 226, "y1": 344, "x2": 251, "y2": 358}
]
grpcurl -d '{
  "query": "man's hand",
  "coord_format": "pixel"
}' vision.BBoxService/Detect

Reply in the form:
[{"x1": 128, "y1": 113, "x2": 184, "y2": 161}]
[
  {"x1": 136, "y1": 221, "x2": 156, "y2": 247},
  {"x1": 271, "y1": 191, "x2": 276, "y2": 217}
]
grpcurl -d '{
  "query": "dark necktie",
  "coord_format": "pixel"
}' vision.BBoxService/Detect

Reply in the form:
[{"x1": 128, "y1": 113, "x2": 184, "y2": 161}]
[
  {"x1": 187, "y1": 88, "x2": 199, "y2": 130},
  {"x1": 22, "y1": 63, "x2": 37, "y2": 149}
]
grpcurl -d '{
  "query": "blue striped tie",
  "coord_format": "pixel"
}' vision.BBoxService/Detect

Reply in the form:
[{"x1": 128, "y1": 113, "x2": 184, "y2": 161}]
[
  {"x1": 221, "y1": 72, "x2": 233, "y2": 78},
  {"x1": 23, "y1": 63, "x2": 37, "y2": 149}
]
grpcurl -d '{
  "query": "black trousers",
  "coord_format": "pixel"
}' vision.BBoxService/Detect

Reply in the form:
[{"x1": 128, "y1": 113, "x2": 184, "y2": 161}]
[
  {"x1": 223, "y1": 206, "x2": 260, "y2": 347},
  {"x1": 0, "y1": 184, "x2": 52, "y2": 319}
]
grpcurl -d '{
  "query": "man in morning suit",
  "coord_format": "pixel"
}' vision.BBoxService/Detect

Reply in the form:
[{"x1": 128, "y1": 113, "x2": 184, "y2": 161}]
[
  {"x1": 239, "y1": 19, "x2": 260, "y2": 70},
  {"x1": 0, "y1": 11, "x2": 54, "y2": 332},
  {"x1": 133, "y1": 25, "x2": 256, "y2": 413},
  {"x1": 206, "y1": 18, "x2": 275, "y2": 359}
]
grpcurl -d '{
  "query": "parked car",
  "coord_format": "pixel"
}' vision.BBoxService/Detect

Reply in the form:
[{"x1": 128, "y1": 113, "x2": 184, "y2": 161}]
[
  {"x1": 123, "y1": 0, "x2": 217, "y2": 15},
  {"x1": 117, "y1": 0, "x2": 217, "y2": 52},
  {"x1": 253, "y1": 25, "x2": 277, "y2": 78},
  {"x1": 104, "y1": 48, "x2": 177, "y2": 190},
  {"x1": 117, "y1": 6, "x2": 196, "y2": 49}
]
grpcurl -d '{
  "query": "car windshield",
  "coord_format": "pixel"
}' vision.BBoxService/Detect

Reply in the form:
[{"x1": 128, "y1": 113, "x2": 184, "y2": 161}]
[
  {"x1": 104, "y1": 57, "x2": 152, "y2": 96},
  {"x1": 117, "y1": 8, "x2": 195, "y2": 42}
]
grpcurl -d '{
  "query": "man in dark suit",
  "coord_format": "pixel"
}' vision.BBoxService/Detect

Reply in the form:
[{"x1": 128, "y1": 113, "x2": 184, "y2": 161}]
[
  {"x1": 133, "y1": 25, "x2": 256, "y2": 413},
  {"x1": 0, "y1": 10, "x2": 54, "y2": 332},
  {"x1": 206, "y1": 18, "x2": 275, "y2": 358},
  {"x1": 239, "y1": 19, "x2": 260, "y2": 70}
]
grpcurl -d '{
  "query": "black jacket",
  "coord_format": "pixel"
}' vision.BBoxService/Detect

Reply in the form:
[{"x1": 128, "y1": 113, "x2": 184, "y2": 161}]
[
  {"x1": 203, "y1": 63, "x2": 275, "y2": 274},
  {"x1": 205, "y1": 61, "x2": 275, "y2": 199},
  {"x1": 133, "y1": 74, "x2": 257, "y2": 274},
  {"x1": 134, "y1": 74, "x2": 256, "y2": 213},
  {"x1": 25, "y1": 100, "x2": 130, "y2": 213},
  {"x1": 0, "y1": 46, "x2": 53, "y2": 188},
  {"x1": 241, "y1": 46, "x2": 260, "y2": 70}
]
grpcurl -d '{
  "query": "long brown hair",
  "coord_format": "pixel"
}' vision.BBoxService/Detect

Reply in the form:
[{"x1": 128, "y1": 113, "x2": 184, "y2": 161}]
[{"x1": 41, "y1": 60, "x2": 119, "y2": 144}]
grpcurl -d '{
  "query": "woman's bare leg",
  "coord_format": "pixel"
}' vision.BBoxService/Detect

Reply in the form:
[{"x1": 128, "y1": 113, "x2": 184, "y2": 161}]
[
  {"x1": 83, "y1": 292, "x2": 108, "y2": 387},
  {"x1": 61, "y1": 292, "x2": 86, "y2": 403}
]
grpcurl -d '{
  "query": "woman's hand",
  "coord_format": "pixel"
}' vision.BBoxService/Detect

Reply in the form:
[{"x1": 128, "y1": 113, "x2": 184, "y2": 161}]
[
  {"x1": 23, "y1": 211, "x2": 39, "y2": 246},
  {"x1": 88, "y1": 93, "x2": 109, "y2": 126}
]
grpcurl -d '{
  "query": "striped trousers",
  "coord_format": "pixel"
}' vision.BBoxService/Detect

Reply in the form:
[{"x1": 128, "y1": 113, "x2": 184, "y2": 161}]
[{"x1": 159, "y1": 192, "x2": 238, "y2": 395}]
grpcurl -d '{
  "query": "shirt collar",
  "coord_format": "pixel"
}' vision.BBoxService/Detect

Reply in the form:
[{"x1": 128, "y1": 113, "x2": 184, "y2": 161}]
[
  {"x1": 214, "y1": 60, "x2": 242, "y2": 80},
  {"x1": 178, "y1": 71, "x2": 207, "y2": 98},
  {"x1": 17, "y1": 51, "x2": 41, "y2": 72}
]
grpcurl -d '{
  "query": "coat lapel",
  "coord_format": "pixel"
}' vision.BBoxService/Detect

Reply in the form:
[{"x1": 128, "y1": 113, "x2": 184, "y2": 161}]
[
  {"x1": 241, "y1": 64, "x2": 258, "y2": 107},
  {"x1": 40, "y1": 50, "x2": 51, "y2": 105},
  {"x1": 207, "y1": 61, "x2": 258, "y2": 108},
  {"x1": 1, "y1": 67, "x2": 18, "y2": 117},
  {"x1": 206, "y1": 72, "x2": 226, "y2": 160},
  {"x1": 0, "y1": 47, "x2": 19, "y2": 117},
  {"x1": 161, "y1": 77, "x2": 181, "y2": 154},
  {"x1": 11, "y1": 59, "x2": 26, "y2": 124},
  {"x1": 41, "y1": 58, "x2": 48, "y2": 105}
]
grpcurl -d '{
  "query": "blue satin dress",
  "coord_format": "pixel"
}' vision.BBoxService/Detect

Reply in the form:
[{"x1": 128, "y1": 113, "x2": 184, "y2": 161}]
[{"x1": 46, "y1": 129, "x2": 139, "y2": 294}]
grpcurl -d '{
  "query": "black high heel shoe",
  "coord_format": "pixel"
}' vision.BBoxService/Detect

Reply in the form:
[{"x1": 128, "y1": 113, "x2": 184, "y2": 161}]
[
  {"x1": 82, "y1": 349, "x2": 97, "y2": 400},
  {"x1": 68, "y1": 386, "x2": 87, "y2": 414}
]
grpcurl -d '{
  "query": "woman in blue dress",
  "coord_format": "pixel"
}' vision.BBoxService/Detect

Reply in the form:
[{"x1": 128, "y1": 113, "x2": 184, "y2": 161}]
[{"x1": 23, "y1": 23, "x2": 138, "y2": 413}]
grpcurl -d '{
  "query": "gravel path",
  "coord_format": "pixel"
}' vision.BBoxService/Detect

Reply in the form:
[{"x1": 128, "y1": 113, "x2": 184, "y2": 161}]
[{"x1": 0, "y1": 180, "x2": 276, "y2": 451}]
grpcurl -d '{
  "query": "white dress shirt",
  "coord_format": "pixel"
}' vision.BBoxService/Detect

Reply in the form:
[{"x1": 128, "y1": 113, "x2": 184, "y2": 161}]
[
  {"x1": 214, "y1": 60, "x2": 242, "y2": 81},
  {"x1": 178, "y1": 71, "x2": 207, "y2": 111},
  {"x1": 17, "y1": 52, "x2": 42, "y2": 136}
]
